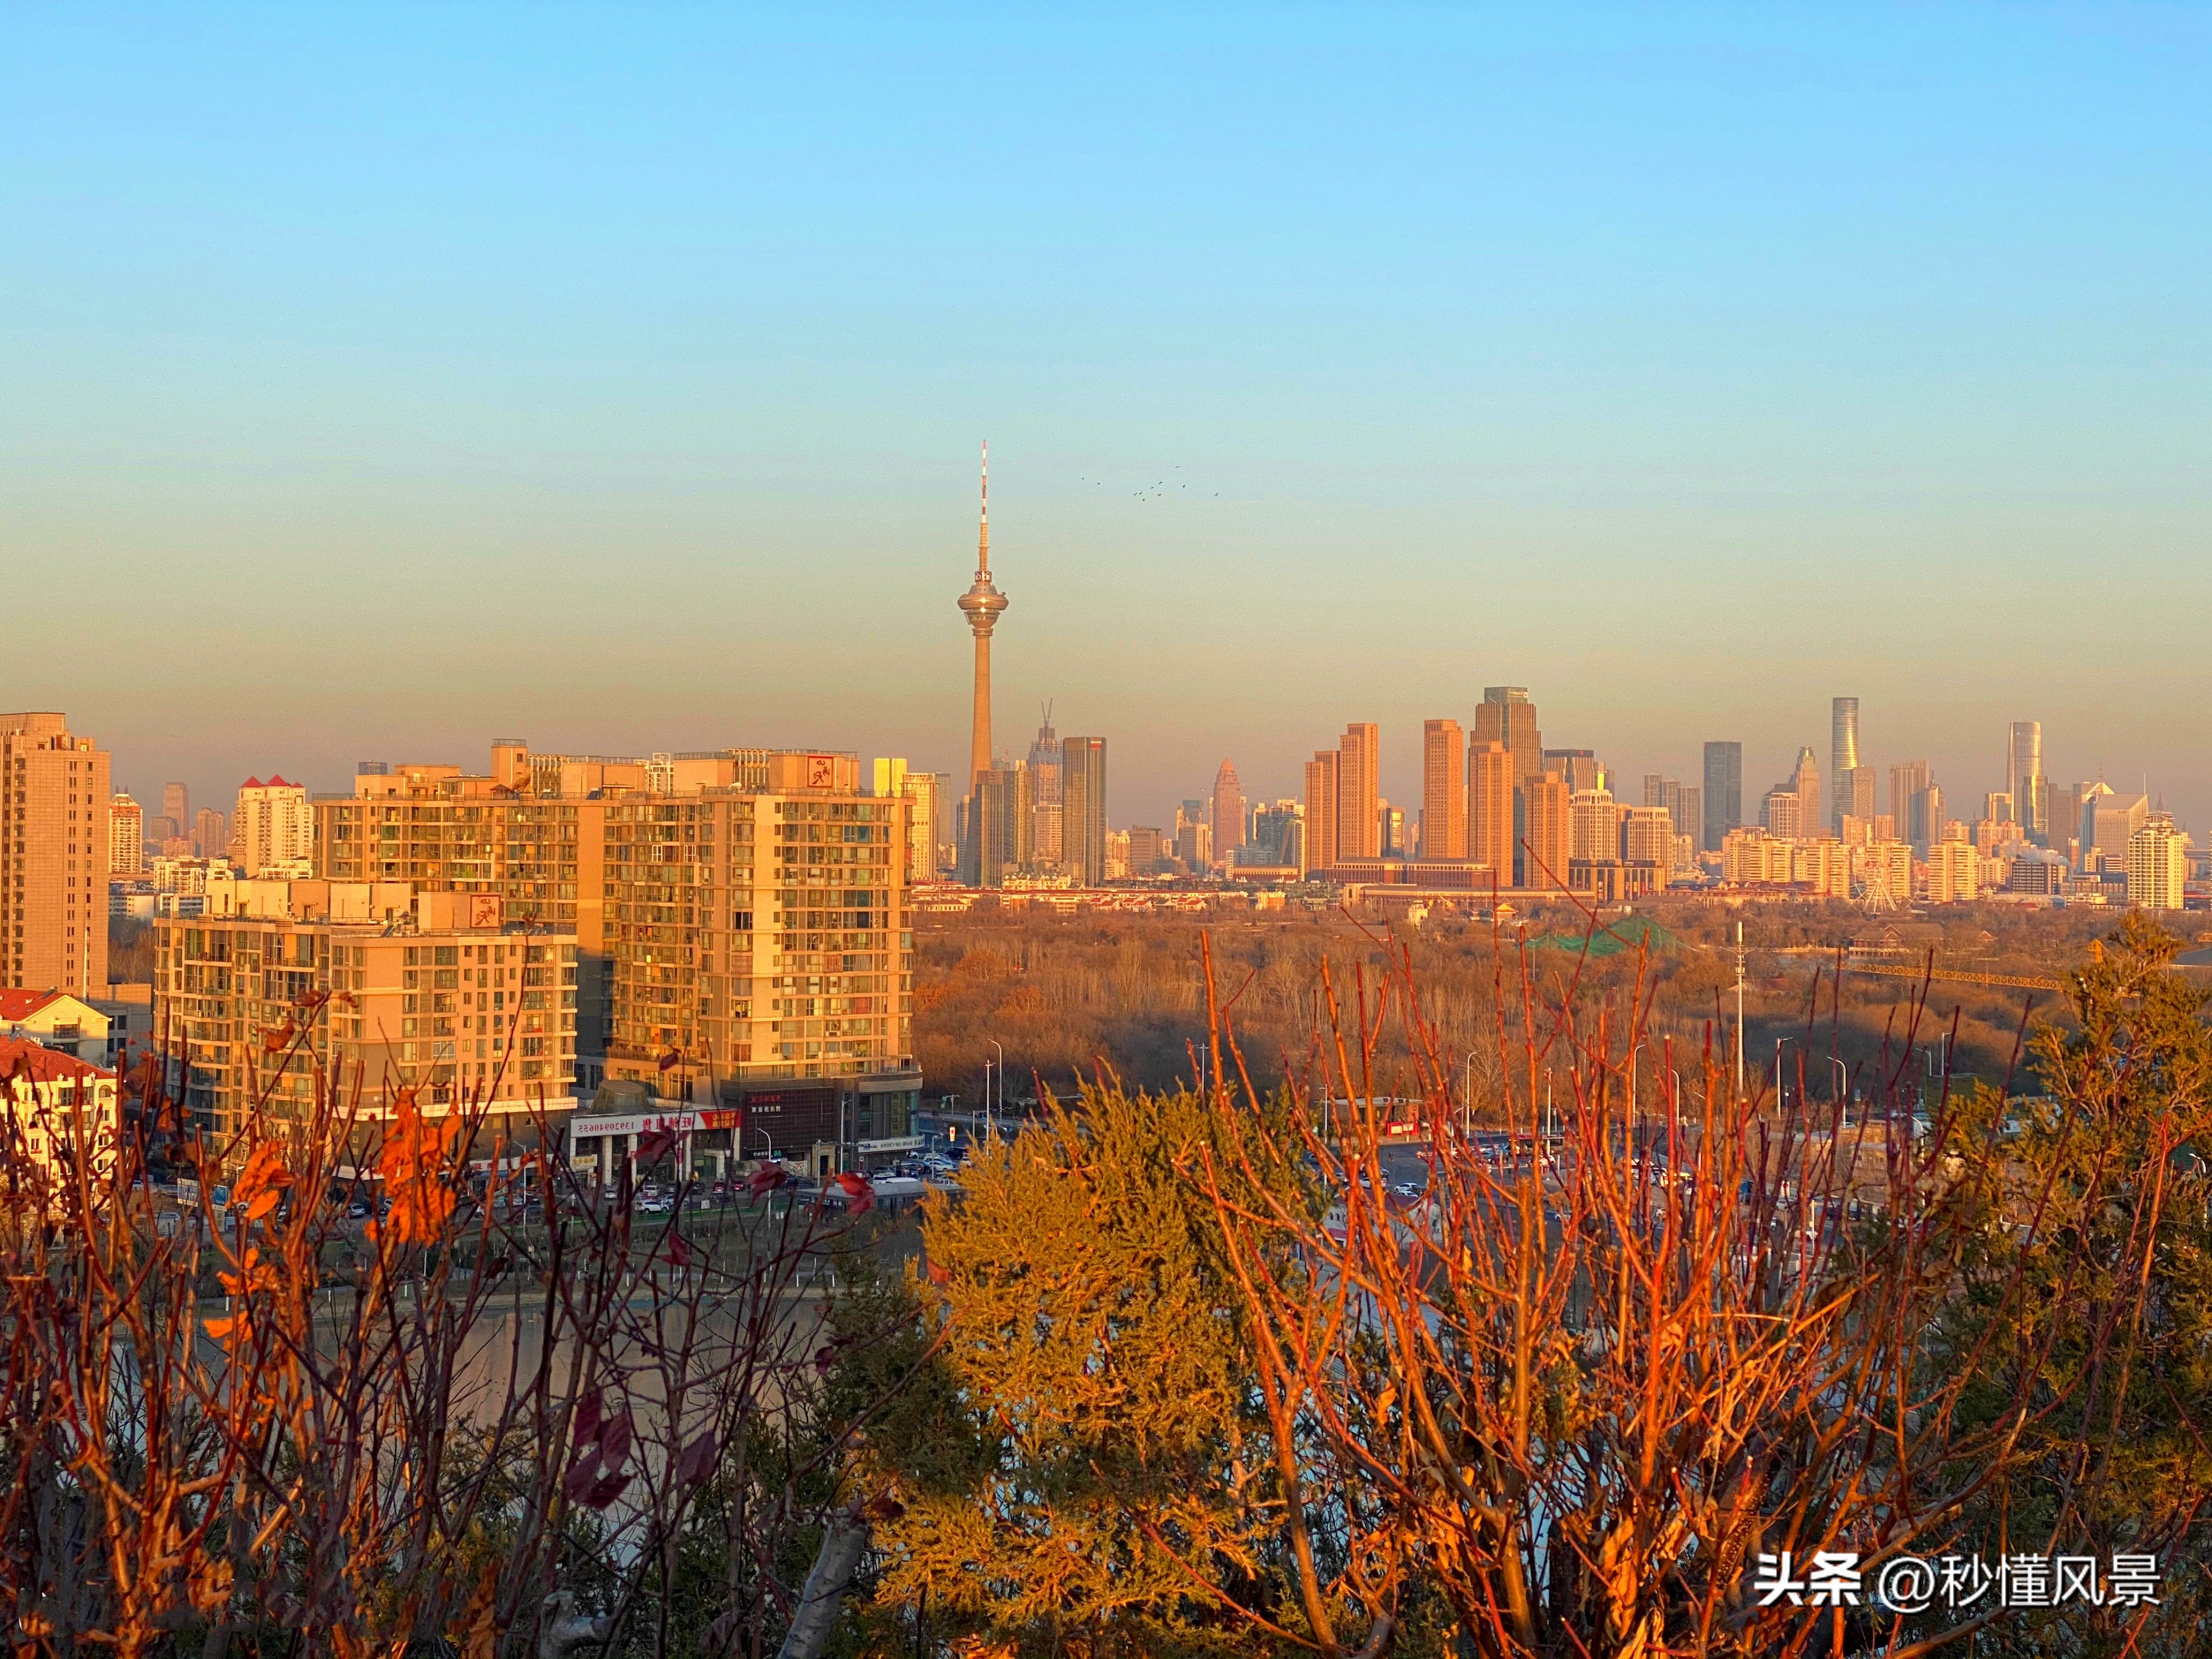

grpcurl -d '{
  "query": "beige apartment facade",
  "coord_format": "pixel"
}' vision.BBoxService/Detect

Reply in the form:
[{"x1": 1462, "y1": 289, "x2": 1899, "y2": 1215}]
[
  {"x1": 235, "y1": 776, "x2": 314, "y2": 875},
  {"x1": 313, "y1": 740, "x2": 919, "y2": 1142},
  {"x1": 0, "y1": 1036, "x2": 120, "y2": 1180},
  {"x1": 109, "y1": 792, "x2": 145, "y2": 877},
  {"x1": 152, "y1": 881, "x2": 579, "y2": 1138},
  {"x1": 2, "y1": 713, "x2": 111, "y2": 997}
]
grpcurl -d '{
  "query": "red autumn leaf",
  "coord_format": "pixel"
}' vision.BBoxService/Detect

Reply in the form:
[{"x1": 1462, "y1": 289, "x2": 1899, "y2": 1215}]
[
  {"x1": 926, "y1": 1258, "x2": 951, "y2": 1286},
  {"x1": 663, "y1": 1234, "x2": 697, "y2": 1269},
  {"x1": 676, "y1": 1428, "x2": 716, "y2": 1488},
  {"x1": 598, "y1": 1411, "x2": 633, "y2": 1472},
  {"x1": 562, "y1": 1452, "x2": 602, "y2": 1502},
  {"x1": 747, "y1": 1165, "x2": 787, "y2": 1197},
  {"x1": 580, "y1": 1471, "x2": 632, "y2": 1511},
  {"x1": 233, "y1": 1142, "x2": 295, "y2": 1222},
  {"x1": 636, "y1": 1127, "x2": 680, "y2": 1166},
  {"x1": 834, "y1": 1170, "x2": 875, "y2": 1216},
  {"x1": 572, "y1": 1389, "x2": 603, "y2": 1445}
]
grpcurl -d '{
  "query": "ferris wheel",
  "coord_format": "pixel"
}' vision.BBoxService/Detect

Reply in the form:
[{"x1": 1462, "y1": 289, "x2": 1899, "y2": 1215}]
[{"x1": 1858, "y1": 850, "x2": 1901, "y2": 914}]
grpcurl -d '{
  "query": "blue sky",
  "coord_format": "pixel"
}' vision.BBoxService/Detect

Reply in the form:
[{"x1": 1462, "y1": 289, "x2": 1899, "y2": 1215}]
[{"x1": 4, "y1": 4, "x2": 2207, "y2": 830}]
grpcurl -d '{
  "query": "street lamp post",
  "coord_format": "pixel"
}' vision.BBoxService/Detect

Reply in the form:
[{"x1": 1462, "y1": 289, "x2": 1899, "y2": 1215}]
[
  {"x1": 989, "y1": 1039, "x2": 1005, "y2": 1143},
  {"x1": 1734, "y1": 921, "x2": 1748, "y2": 1099}
]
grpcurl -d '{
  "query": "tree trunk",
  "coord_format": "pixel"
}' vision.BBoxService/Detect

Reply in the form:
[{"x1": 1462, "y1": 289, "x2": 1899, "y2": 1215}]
[{"x1": 774, "y1": 1499, "x2": 869, "y2": 1659}]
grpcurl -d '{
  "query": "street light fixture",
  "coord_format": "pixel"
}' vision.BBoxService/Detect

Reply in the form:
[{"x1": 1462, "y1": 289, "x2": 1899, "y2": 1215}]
[{"x1": 989, "y1": 1039, "x2": 1005, "y2": 1144}]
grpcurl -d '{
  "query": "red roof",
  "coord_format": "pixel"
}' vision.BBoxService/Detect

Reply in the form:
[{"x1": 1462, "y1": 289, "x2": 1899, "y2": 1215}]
[
  {"x1": 241, "y1": 776, "x2": 263, "y2": 789},
  {"x1": 0, "y1": 1036, "x2": 115, "y2": 1085},
  {"x1": 267, "y1": 773, "x2": 294, "y2": 787},
  {"x1": 0, "y1": 989, "x2": 66, "y2": 1023}
]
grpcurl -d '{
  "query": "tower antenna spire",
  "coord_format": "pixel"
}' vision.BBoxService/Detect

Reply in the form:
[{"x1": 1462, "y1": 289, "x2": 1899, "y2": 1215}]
[
  {"x1": 957, "y1": 439, "x2": 1010, "y2": 793},
  {"x1": 978, "y1": 439, "x2": 990, "y2": 575}
]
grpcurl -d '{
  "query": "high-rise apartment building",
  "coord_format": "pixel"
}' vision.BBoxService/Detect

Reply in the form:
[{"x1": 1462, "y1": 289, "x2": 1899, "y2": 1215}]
[
  {"x1": 1762, "y1": 787, "x2": 1804, "y2": 838},
  {"x1": 1125, "y1": 825, "x2": 1167, "y2": 874},
  {"x1": 1889, "y1": 761, "x2": 1930, "y2": 838},
  {"x1": 193, "y1": 808, "x2": 229, "y2": 861},
  {"x1": 1177, "y1": 816, "x2": 1215, "y2": 870},
  {"x1": 1468, "y1": 738, "x2": 1512, "y2": 881},
  {"x1": 1830, "y1": 698, "x2": 1860, "y2": 833},
  {"x1": 1702, "y1": 742, "x2": 1743, "y2": 850},
  {"x1": 1422, "y1": 720, "x2": 1467, "y2": 860},
  {"x1": 109, "y1": 792, "x2": 145, "y2": 878},
  {"x1": 1569, "y1": 789, "x2": 1621, "y2": 863},
  {"x1": 314, "y1": 740, "x2": 913, "y2": 1111},
  {"x1": 1519, "y1": 772, "x2": 1570, "y2": 890},
  {"x1": 1302, "y1": 750, "x2": 1339, "y2": 874},
  {"x1": 163, "y1": 782, "x2": 190, "y2": 834},
  {"x1": 153, "y1": 885, "x2": 579, "y2": 1137},
  {"x1": 2007, "y1": 721, "x2": 2048, "y2": 843},
  {"x1": 1925, "y1": 834, "x2": 1980, "y2": 905},
  {"x1": 1211, "y1": 760, "x2": 1246, "y2": 859},
  {"x1": 1060, "y1": 737, "x2": 1107, "y2": 885},
  {"x1": 1850, "y1": 766, "x2": 1878, "y2": 825},
  {"x1": 1026, "y1": 711, "x2": 1063, "y2": 865},
  {"x1": 2127, "y1": 815, "x2": 2187, "y2": 911},
  {"x1": 1787, "y1": 747, "x2": 1822, "y2": 837},
  {"x1": 1545, "y1": 749, "x2": 1604, "y2": 796},
  {"x1": 2082, "y1": 786, "x2": 2149, "y2": 868},
  {"x1": 235, "y1": 776, "x2": 314, "y2": 876},
  {"x1": 1377, "y1": 805, "x2": 1404, "y2": 859},
  {"x1": 1620, "y1": 805, "x2": 1675, "y2": 886},
  {"x1": 1246, "y1": 801, "x2": 1302, "y2": 868},
  {"x1": 2049, "y1": 785, "x2": 2081, "y2": 864},
  {"x1": 1642, "y1": 776, "x2": 1703, "y2": 858},
  {"x1": 1336, "y1": 723, "x2": 1380, "y2": 860},
  {"x1": 2, "y1": 713, "x2": 111, "y2": 996},
  {"x1": 963, "y1": 767, "x2": 1020, "y2": 888},
  {"x1": 1474, "y1": 689, "x2": 1542, "y2": 789},
  {"x1": 871, "y1": 759, "x2": 944, "y2": 885}
]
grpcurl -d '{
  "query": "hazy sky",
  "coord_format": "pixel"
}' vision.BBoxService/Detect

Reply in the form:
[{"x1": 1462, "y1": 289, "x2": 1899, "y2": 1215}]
[{"x1": 4, "y1": 5, "x2": 2207, "y2": 832}]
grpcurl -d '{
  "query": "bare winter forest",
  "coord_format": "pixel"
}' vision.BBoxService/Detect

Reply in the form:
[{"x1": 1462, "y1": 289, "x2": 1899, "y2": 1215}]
[{"x1": 913, "y1": 896, "x2": 2151, "y2": 1109}]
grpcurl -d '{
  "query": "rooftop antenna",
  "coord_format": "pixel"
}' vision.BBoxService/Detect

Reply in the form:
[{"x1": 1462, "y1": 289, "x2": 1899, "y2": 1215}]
[{"x1": 977, "y1": 439, "x2": 989, "y2": 576}]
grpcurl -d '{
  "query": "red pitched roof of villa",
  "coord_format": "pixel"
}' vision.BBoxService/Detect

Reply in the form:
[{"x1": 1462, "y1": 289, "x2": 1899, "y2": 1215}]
[
  {"x1": 0, "y1": 1036, "x2": 114, "y2": 1085},
  {"x1": 0, "y1": 990, "x2": 67, "y2": 1023}
]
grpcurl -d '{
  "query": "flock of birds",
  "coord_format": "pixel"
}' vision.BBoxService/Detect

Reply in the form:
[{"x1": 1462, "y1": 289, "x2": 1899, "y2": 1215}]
[{"x1": 1078, "y1": 464, "x2": 1219, "y2": 503}]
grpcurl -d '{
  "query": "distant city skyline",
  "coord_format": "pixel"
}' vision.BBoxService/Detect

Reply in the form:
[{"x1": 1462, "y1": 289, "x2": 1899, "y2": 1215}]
[{"x1": 6, "y1": 9, "x2": 2206, "y2": 831}]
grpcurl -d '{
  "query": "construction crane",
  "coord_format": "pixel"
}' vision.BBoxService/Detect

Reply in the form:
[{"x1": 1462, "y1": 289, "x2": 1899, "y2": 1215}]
[{"x1": 1842, "y1": 961, "x2": 2066, "y2": 993}]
